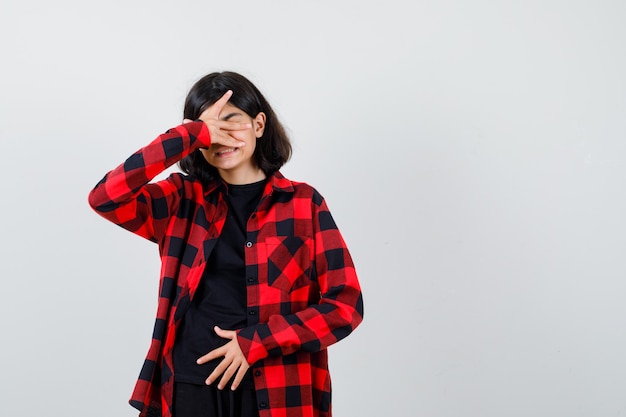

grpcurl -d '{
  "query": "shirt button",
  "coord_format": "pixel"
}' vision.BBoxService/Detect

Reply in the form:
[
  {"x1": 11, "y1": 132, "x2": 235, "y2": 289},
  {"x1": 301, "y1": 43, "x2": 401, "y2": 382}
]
[
  {"x1": 248, "y1": 309, "x2": 256, "y2": 315},
  {"x1": 254, "y1": 370, "x2": 262, "y2": 377},
  {"x1": 259, "y1": 402, "x2": 267, "y2": 409},
  {"x1": 247, "y1": 277, "x2": 255, "y2": 283},
  {"x1": 246, "y1": 241, "x2": 253, "y2": 248}
]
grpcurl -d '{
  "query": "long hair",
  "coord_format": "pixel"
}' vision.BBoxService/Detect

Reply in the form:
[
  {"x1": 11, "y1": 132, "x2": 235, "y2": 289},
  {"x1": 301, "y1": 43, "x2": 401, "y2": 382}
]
[{"x1": 178, "y1": 71, "x2": 292, "y2": 184}]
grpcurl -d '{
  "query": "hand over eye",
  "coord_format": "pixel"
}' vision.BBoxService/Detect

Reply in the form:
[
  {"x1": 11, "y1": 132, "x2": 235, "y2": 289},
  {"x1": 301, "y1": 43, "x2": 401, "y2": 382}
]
[{"x1": 189, "y1": 90, "x2": 250, "y2": 149}]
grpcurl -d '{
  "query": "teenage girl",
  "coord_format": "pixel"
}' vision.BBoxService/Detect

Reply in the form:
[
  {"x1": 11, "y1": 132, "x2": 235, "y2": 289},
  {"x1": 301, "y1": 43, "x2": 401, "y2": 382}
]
[{"x1": 88, "y1": 71, "x2": 363, "y2": 417}]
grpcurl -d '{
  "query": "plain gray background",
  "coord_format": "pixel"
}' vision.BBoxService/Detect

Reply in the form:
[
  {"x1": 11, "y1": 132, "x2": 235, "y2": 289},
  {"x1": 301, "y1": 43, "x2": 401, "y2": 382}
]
[{"x1": 1, "y1": 0, "x2": 625, "y2": 416}]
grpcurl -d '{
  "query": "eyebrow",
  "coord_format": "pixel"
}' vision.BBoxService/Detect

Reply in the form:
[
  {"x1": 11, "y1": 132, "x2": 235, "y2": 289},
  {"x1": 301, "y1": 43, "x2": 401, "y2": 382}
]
[{"x1": 221, "y1": 112, "x2": 243, "y2": 121}]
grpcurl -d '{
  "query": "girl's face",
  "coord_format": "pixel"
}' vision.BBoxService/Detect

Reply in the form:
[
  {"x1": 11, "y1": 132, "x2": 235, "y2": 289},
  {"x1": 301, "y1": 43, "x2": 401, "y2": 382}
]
[{"x1": 200, "y1": 102, "x2": 266, "y2": 183}]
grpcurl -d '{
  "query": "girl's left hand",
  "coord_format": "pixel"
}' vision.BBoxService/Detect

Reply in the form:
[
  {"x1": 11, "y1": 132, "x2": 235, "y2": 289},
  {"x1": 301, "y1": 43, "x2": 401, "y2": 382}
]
[{"x1": 197, "y1": 326, "x2": 250, "y2": 390}]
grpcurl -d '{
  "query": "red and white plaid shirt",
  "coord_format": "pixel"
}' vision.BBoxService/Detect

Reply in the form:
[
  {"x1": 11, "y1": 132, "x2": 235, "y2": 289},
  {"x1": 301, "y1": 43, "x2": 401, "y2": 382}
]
[{"x1": 88, "y1": 121, "x2": 364, "y2": 417}]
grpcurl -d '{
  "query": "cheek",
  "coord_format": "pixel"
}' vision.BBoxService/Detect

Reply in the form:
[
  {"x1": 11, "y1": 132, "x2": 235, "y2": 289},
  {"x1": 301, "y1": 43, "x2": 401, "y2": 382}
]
[
  {"x1": 232, "y1": 132, "x2": 258, "y2": 152},
  {"x1": 199, "y1": 149, "x2": 212, "y2": 161},
  {"x1": 247, "y1": 138, "x2": 258, "y2": 154}
]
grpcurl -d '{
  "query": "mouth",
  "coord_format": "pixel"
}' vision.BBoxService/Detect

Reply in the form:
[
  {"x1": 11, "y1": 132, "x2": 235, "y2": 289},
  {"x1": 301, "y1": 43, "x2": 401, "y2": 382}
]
[{"x1": 215, "y1": 148, "x2": 237, "y2": 157}]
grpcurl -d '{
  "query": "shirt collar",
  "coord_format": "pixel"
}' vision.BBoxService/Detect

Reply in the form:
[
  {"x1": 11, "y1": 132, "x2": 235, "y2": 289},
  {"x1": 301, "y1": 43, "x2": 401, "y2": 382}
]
[{"x1": 267, "y1": 171, "x2": 294, "y2": 194}]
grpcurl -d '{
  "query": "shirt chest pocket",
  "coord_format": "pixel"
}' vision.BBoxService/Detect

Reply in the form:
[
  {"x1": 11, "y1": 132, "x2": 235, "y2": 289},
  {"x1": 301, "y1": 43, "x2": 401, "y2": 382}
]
[{"x1": 264, "y1": 235, "x2": 314, "y2": 293}]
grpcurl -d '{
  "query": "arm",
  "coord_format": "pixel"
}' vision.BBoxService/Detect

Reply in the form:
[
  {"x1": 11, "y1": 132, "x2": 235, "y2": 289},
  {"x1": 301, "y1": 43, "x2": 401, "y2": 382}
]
[
  {"x1": 88, "y1": 90, "x2": 250, "y2": 242},
  {"x1": 237, "y1": 192, "x2": 364, "y2": 364},
  {"x1": 87, "y1": 121, "x2": 210, "y2": 242}
]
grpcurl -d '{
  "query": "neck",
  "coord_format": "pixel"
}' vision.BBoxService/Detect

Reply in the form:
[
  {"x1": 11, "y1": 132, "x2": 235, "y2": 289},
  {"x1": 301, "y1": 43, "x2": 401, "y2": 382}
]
[{"x1": 218, "y1": 167, "x2": 267, "y2": 185}]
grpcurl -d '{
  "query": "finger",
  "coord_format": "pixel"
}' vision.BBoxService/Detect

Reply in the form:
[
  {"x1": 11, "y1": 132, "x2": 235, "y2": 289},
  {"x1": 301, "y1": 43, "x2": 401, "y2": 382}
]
[
  {"x1": 210, "y1": 133, "x2": 246, "y2": 148},
  {"x1": 231, "y1": 362, "x2": 249, "y2": 391},
  {"x1": 197, "y1": 345, "x2": 226, "y2": 364},
  {"x1": 206, "y1": 90, "x2": 233, "y2": 118},
  {"x1": 214, "y1": 326, "x2": 236, "y2": 339},
  {"x1": 207, "y1": 356, "x2": 231, "y2": 386},
  {"x1": 182, "y1": 118, "x2": 193, "y2": 124},
  {"x1": 218, "y1": 360, "x2": 238, "y2": 390},
  {"x1": 213, "y1": 120, "x2": 252, "y2": 131}
]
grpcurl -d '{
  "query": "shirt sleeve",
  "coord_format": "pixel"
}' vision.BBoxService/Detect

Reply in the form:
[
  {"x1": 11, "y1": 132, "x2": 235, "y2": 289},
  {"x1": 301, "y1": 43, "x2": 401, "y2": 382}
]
[
  {"x1": 87, "y1": 121, "x2": 210, "y2": 242},
  {"x1": 236, "y1": 192, "x2": 364, "y2": 364}
]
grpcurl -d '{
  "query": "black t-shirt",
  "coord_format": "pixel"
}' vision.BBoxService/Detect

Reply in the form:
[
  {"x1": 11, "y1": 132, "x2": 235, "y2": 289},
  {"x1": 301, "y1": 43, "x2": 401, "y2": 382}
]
[{"x1": 173, "y1": 179, "x2": 266, "y2": 388}]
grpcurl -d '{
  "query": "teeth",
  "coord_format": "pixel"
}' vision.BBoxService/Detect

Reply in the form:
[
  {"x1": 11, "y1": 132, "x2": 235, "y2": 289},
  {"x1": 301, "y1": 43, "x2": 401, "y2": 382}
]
[{"x1": 217, "y1": 148, "x2": 235, "y2": 155}]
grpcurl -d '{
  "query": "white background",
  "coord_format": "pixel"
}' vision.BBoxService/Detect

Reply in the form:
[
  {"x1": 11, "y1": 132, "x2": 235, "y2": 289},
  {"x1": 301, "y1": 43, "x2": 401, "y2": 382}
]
[{"x1": 1, "y1": 1, "x2": 625, "y2": 416}]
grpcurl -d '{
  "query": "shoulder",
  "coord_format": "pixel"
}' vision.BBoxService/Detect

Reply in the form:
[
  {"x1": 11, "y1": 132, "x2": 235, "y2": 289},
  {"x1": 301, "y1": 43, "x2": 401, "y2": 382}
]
[
  {"x1": 292, "y1": 182, "x2": 325, "y2": 207},
  {"x1": 272, "y1": 172, "x2": 324, "y2": 206}
]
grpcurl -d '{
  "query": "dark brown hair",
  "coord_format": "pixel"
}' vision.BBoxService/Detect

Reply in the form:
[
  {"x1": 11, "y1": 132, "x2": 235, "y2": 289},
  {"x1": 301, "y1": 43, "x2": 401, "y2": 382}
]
[{"x1": 178, "y1": 71, "x2": 292, "y2": 184}]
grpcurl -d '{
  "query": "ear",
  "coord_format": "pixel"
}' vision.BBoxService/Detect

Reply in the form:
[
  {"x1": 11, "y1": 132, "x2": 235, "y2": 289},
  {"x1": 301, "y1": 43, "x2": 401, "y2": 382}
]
[{"x1": 254, "y1": 112, "x2": 266, "y2": 138}]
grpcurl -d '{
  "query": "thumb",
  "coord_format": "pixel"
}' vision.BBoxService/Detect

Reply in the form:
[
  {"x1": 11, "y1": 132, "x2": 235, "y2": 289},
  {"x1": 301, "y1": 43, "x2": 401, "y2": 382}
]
[
  {"x1": 214, "y1": 326, "x2": 233, "y2": 339},
  {"x1": 182, "y1": 118, "x2": 193, "y2": 124}
]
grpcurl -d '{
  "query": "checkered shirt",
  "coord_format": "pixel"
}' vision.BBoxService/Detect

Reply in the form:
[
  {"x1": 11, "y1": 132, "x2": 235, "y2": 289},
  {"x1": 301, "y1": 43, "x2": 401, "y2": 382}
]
[{"x1": 88, "y1": 122, "x2": 364, "y2": 417}]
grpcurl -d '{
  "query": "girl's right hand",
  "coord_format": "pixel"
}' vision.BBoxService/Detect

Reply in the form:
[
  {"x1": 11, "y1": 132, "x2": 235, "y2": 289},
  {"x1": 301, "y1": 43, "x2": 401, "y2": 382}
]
[{"x1": 182, "y1": 90, "x2": 249, "y2": 149}]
